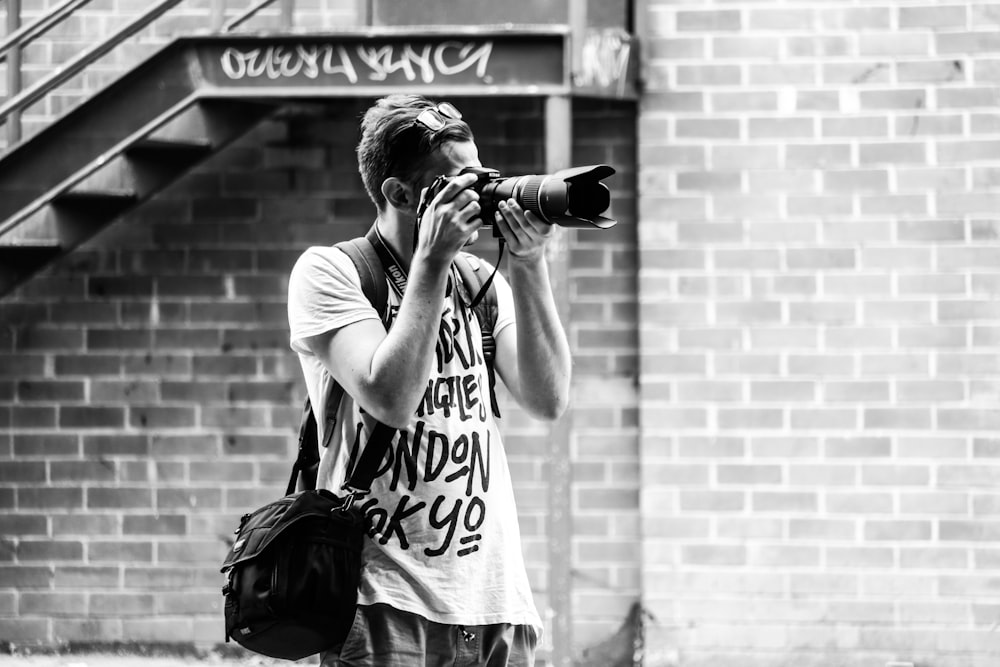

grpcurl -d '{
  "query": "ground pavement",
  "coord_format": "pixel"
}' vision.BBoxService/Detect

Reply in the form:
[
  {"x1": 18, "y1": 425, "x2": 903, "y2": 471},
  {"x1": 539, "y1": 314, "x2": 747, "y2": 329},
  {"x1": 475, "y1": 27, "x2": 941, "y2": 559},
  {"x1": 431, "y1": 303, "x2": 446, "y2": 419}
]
[{"x1": 0, "y1": 652, "x2": 314, "y2": 667}]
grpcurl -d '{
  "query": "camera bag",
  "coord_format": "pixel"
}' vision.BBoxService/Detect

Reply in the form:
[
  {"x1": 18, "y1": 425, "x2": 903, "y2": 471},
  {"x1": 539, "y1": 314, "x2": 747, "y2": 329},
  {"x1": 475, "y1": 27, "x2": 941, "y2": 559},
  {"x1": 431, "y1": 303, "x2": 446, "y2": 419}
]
[
  {"x1": 220, "y1": 226, "x2": 499, "y2": 660},
  {"x1": 219, "y1": 380, "x2": 394, "y2": 660}
]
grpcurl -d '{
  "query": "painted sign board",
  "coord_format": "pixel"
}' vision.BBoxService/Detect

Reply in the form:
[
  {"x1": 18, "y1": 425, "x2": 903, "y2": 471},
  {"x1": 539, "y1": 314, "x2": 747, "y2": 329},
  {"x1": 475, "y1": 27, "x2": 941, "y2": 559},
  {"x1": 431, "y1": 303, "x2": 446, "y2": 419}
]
[
  {"x1": 190, "y1": 31, "x2": 637, "y2": 100},
  {"x1": 194, "y1": 33, "x2": 566, "y2": 95}
]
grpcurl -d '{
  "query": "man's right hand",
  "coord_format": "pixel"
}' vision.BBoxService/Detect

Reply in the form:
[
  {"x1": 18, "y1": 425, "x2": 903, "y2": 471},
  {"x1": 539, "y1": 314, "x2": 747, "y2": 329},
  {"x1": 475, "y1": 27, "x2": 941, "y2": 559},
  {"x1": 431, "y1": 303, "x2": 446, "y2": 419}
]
[{"x1": 415, "y1": 172, "x2": 483, "y2": 266}]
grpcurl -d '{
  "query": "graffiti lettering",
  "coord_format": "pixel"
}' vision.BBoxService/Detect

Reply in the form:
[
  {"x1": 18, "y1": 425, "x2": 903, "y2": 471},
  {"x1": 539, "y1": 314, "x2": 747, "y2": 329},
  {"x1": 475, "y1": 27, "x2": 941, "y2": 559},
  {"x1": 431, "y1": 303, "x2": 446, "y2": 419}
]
[
  {"x1": 435, "y1": 41, "x2": 492, "y2": 79},
  {"x1": 220, "y1": 41, "x2": 493, "y2": 84},
  {"x1": 577, "y1": 29, "x2": 631, "y2": 98}
]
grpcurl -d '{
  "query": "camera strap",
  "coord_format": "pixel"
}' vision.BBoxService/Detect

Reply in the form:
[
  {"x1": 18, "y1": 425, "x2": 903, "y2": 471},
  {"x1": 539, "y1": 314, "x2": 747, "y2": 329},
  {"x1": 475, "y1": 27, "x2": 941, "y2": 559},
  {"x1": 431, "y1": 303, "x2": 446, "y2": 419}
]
[
  {"x1": 468, "y1": 241, "x2": 503, "y2": 309},
  {"x1": 371, "y1": 224, "x2": 408, "y2": 300}
]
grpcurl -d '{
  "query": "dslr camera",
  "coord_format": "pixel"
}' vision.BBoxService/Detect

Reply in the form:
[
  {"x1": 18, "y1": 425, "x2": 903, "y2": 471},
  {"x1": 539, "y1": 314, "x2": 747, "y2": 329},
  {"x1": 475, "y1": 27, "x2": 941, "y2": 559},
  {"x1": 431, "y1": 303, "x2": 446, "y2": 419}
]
[{"x1": 429, "y1": 164, "x2": 617, "y2": 235}]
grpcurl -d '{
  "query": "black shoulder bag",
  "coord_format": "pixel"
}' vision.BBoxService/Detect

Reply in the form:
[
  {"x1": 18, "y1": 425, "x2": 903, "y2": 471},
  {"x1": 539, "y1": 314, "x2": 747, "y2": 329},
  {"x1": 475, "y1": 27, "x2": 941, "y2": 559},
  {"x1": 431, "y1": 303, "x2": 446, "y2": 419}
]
[
  {"x1": 220, "y1": 229, "x2": 394, "y2": 661},
  {"x1": 220, "y1": 383, "x2": 394, "y2": 660}
]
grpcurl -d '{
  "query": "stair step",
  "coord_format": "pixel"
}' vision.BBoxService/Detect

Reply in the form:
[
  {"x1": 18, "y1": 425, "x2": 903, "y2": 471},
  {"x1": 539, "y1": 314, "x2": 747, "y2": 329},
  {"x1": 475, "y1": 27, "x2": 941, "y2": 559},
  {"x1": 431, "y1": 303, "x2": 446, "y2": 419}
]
[
  {"x1": 51, "y1": 190, "x2": 139, "y2": 246},
  {"x1": 126, "y1": 137, "x2": 213, "y2": 163},
  {"x1": 143, "y1": 98, "x2": 279, "y2": 147},
  {"x1": 54, "y1": 189, "x2": 138, "y2": 211},
  {"x1": 0, "y1": 243, "x2": 62, "y2": 264},
  {"x1": 118, "y1": 138, "x2": 215, "y2": 195},
  {"x1": 195, "y1": 98, "x2": 280, "y2": 142},
  {"x1": 0, "y1": 243, "x2": 64, "y2": 295}
]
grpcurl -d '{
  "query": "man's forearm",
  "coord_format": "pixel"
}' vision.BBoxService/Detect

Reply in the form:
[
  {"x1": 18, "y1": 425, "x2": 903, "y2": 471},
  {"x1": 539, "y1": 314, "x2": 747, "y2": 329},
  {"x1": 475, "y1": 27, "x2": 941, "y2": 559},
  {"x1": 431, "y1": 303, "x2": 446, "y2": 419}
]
[
  {"x1": 364, "y1": 257, "x2": 450, "y2": 426},
  {"x1": 507, "y1": 254, "x2": 572, "y2": 420}
]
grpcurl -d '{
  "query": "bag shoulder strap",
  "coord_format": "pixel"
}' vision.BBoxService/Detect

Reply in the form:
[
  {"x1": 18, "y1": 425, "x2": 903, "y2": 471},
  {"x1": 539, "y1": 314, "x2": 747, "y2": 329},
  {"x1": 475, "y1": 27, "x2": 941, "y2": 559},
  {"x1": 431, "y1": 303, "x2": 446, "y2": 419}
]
[
  {"x1": 453, "y1": 252, "x2": 501, "y2": 418},
  {"x1": 454, "y1": 252, "x2": 499, "y2": 334},
  {"x1": 338, "y1": 230, "x2": 390, "y2": 327},
  {"x1": 286, "y1": 230, "x2": 393, "y2": 495}
]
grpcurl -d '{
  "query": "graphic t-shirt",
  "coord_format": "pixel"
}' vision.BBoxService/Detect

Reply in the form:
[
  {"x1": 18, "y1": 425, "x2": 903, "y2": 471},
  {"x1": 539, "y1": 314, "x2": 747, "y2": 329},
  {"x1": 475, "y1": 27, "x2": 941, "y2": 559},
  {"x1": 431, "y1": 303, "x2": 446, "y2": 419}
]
[{"x1": 287, "y1": 244, "x2": 541, "y2": 633}]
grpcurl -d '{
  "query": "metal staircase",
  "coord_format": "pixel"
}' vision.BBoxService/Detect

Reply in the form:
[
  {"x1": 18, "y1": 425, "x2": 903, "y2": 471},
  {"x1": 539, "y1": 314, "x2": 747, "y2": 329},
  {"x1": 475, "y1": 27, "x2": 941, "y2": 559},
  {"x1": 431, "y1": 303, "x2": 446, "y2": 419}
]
[
  {"x1": 0, "y1": 1, "x2": 290, "y2": 296},
  {"x1": 0, "y1": 87, "x2": 279, "y2": 294},
  {"x1": 0, "y1": 0, "x2": 636, "y2": 297}
]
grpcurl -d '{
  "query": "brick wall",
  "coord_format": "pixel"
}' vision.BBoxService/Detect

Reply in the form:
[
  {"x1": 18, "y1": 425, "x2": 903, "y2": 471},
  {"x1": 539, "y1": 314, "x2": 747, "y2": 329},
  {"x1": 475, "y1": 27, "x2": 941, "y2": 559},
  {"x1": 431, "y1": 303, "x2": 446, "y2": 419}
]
[
  {"x1": 14, "y1": 0, "x2": 1000, "y2": 664},
  {"x1": 1, "y1": 2, "x2": 643, "y2": 662},
  {"x1": 639, "y1": 1, "x2": 1000, "y2": 665},
  {"x1": 0, "y1": 82, "x2": 640, "y2": 663},
  {"x1": 568, "y1": 99, "x2": 641, "y2": 661},
  {"x1": 1, "y1": 114, "x2": 325, "y2": 648}
]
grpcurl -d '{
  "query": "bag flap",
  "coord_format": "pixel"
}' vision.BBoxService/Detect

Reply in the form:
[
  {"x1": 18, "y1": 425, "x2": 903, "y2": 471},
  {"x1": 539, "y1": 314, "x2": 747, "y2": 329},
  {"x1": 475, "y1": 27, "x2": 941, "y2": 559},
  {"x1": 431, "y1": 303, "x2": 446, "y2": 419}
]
[{"x1": 220, "y1": 489, "x2": 360, "y2": 571}]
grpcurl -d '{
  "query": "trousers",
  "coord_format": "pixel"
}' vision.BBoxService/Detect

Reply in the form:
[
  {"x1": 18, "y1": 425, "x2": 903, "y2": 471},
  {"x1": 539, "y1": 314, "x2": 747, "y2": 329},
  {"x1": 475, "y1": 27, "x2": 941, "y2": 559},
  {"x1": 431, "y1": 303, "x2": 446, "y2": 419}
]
[{"x1": 321, "y1": 603, "x2": 538, "y2": 667}]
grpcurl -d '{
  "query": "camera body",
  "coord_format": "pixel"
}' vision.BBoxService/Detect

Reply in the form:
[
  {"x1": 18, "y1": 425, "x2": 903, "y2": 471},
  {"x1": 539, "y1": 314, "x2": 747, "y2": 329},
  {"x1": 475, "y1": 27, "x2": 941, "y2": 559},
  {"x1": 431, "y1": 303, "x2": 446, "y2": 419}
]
[
  {"x1": 431, "y1": 165, "x2": 617, "y2": 234},
  {"x1": 458, "y1": 167, "x2": 503, "y2": 230}
]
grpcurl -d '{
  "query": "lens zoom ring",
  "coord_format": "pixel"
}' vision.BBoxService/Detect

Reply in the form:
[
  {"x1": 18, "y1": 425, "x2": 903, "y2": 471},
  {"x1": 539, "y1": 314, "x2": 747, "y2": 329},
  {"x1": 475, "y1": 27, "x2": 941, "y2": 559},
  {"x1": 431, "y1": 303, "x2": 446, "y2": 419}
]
[{"x1": 519, "y1": 179, "x2": 542, "y2": 217}]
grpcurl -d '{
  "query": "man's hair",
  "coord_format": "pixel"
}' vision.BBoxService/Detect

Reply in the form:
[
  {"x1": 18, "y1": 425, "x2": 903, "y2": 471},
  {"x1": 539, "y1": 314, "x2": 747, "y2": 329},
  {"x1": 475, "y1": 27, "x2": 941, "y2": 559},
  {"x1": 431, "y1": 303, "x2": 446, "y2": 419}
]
[{"x1": 356, "y1": 94, "x2": 475, "y2": 211}]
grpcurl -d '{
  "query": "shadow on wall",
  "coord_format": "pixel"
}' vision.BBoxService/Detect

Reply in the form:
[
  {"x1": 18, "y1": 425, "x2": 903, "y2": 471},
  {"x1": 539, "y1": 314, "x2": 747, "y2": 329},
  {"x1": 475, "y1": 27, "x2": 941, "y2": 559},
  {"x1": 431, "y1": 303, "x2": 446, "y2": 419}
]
[{"x1": 576, "y1": 601, "x2": 648, "y2": 667}]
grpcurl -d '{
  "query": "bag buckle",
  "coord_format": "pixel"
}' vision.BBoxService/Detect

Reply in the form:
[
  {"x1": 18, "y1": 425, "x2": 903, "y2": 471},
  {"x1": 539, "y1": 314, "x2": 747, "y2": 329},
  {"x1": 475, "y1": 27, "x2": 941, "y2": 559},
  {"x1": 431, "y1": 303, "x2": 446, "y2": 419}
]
[{"x1": 338, "y1": 485, "x2": 368, "y2": 513}]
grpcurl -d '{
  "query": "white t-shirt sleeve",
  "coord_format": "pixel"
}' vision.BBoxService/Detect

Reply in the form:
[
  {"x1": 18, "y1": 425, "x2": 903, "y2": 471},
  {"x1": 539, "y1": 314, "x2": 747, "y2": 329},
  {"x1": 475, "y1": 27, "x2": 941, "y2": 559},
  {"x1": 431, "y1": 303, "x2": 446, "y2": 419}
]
[{"x1": 287, "y1": 246, "x2": 381, "y2": 356}]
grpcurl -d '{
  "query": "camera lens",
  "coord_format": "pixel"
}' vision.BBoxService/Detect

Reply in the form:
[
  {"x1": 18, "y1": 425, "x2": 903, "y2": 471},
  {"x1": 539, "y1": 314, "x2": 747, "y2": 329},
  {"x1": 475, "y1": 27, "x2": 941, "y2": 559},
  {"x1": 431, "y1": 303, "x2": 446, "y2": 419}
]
[
  {"x1": 484, "y1": 175, "x2": 610, "y2": 224},
  {"x1": 462, "y1": 164, "x2": 616, "y2": 230}
]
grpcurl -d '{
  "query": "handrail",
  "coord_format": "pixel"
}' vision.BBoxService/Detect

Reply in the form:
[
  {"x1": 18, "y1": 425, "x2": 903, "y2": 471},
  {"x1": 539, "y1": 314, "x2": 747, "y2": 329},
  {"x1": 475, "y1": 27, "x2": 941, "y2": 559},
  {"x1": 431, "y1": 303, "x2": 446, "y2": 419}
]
[
  {"x1": 5, "y1": 0, "x2": 20, "y2": 146},
  {"x1": 0, "y1": 93, "x2": 203, "y2": 239},
  {"x1": 0, "y1": 0, "x2": 93, "y2": 63},
  {"x1": 0, "y1": 0, "x2": 188, "y2": 126},
  {"x1": 0, "y1": 0, "x2": 307, "y2": 148},
  {"x1": 222, "y1": 0, "x2": 283, "y2": 33}
]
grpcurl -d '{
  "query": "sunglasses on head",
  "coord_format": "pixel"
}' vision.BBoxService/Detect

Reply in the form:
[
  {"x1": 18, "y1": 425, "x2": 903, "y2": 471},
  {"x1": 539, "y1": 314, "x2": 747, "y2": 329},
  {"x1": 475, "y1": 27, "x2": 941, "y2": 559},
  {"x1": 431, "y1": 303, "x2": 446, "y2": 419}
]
[{"x1": 414, "y1": 102, "x2": 462, "y2": 132}]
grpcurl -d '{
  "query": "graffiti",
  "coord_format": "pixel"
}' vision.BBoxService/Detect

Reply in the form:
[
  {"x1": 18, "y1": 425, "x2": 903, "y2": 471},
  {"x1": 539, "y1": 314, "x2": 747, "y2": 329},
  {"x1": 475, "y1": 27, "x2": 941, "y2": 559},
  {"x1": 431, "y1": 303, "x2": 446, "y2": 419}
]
[
  {"x1": 577, "y1": 29, "x2": 632, "y2": 98},
  {"x1": 219, "y1": 41, "x2": 494, "y2": 84}
]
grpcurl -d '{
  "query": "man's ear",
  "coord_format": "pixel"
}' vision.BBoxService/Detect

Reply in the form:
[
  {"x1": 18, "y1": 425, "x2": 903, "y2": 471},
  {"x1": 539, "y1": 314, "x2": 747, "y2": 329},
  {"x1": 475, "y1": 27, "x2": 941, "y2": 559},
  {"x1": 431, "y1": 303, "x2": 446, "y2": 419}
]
[{"x1": 382, "y1": 177, "x2": 418, "y2": 213}]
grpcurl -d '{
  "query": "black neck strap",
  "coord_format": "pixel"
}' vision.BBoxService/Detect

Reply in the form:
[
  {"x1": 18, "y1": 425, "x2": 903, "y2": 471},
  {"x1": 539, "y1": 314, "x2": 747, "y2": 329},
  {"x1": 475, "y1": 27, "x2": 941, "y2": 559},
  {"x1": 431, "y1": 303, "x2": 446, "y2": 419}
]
[
  {"x1": 372, "y1": 219, "x2": 504, "y2": 310},
  {"x1": 369, "y1": 224, "x2": 407, "y2": 300}
]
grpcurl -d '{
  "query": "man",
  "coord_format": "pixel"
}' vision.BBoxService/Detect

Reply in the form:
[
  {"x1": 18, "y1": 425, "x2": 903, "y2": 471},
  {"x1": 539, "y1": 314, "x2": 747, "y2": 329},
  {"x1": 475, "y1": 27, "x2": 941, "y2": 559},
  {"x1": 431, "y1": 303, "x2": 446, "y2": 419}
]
[{"x1": 287, "y1": 94, "x2": 571, "y2": 666}]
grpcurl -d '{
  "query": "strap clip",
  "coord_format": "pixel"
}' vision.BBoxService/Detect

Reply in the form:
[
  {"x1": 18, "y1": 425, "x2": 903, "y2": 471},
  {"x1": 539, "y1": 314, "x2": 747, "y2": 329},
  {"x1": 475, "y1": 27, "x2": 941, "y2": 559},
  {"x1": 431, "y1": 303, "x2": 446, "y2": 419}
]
[{"x1": 338, "y1": 486, "x2": 369, "y2": 513}]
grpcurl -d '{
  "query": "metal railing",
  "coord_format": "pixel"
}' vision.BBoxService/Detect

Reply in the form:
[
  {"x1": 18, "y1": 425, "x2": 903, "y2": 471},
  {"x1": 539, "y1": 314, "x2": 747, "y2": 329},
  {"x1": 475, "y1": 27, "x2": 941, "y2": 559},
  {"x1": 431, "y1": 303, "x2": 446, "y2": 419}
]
[
  {"x1": 0, "y1": 0, "x2": 91, "y2": 63},
  {"x1": 222, "y1": 0, "x2": 288, "y2": 33},
  {"x1": 0, "y1": 0, "x2": 371, "y2": 151},
  {"x1": 3, "y1": 0, "x2": 23, "y2": 145},
  {"x1": 0, "y1": 0, "x2": 188, "y2": 147}
]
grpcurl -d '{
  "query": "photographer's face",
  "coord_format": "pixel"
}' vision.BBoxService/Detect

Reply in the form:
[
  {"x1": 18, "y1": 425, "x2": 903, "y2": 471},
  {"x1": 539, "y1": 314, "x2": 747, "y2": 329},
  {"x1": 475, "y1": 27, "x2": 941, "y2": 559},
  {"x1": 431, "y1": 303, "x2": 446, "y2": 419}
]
[{"x1": 417, "y1": 140, "x2": 481, "y2": 190}]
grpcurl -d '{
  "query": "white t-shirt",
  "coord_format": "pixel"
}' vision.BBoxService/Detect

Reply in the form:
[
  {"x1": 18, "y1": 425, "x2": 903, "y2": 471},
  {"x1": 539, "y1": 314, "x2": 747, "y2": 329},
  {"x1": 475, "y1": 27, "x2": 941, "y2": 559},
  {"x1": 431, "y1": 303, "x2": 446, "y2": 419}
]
[{"x1": 287, "y1": 244, "x2": 541, "y2": 633}]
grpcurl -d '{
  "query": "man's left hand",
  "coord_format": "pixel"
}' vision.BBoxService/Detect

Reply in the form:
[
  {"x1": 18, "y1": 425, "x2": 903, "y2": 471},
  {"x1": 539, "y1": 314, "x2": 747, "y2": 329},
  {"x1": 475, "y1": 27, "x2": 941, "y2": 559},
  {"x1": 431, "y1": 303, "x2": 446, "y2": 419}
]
[{"x1": 493, "y1": 199, "x2": 553, "y2": 261}]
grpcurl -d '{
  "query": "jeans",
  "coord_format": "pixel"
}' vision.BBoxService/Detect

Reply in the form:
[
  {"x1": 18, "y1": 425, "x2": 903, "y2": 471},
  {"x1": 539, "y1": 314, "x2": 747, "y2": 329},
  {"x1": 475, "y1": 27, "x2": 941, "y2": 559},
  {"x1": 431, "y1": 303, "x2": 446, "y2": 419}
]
[{"x1": 321, "y1": 603, "x2": 538, "y2": 667}]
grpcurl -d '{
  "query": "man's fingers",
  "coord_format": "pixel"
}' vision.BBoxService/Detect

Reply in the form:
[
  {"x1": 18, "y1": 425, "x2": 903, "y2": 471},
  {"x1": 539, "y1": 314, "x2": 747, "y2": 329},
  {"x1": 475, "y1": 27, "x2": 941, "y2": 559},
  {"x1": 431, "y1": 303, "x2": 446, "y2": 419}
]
[
  {"x1": 451, "y1": 189, "x2": 480, "y2": 210},
  {"x1": 459, "y1": 200, "x2": 483, "y2": 226},
  {"x1": 435, "y1": 172, "x2": 480, "y2": 204},
  {"x1": 523, "y1": 210, "x2": 551, "y2": 236}
]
